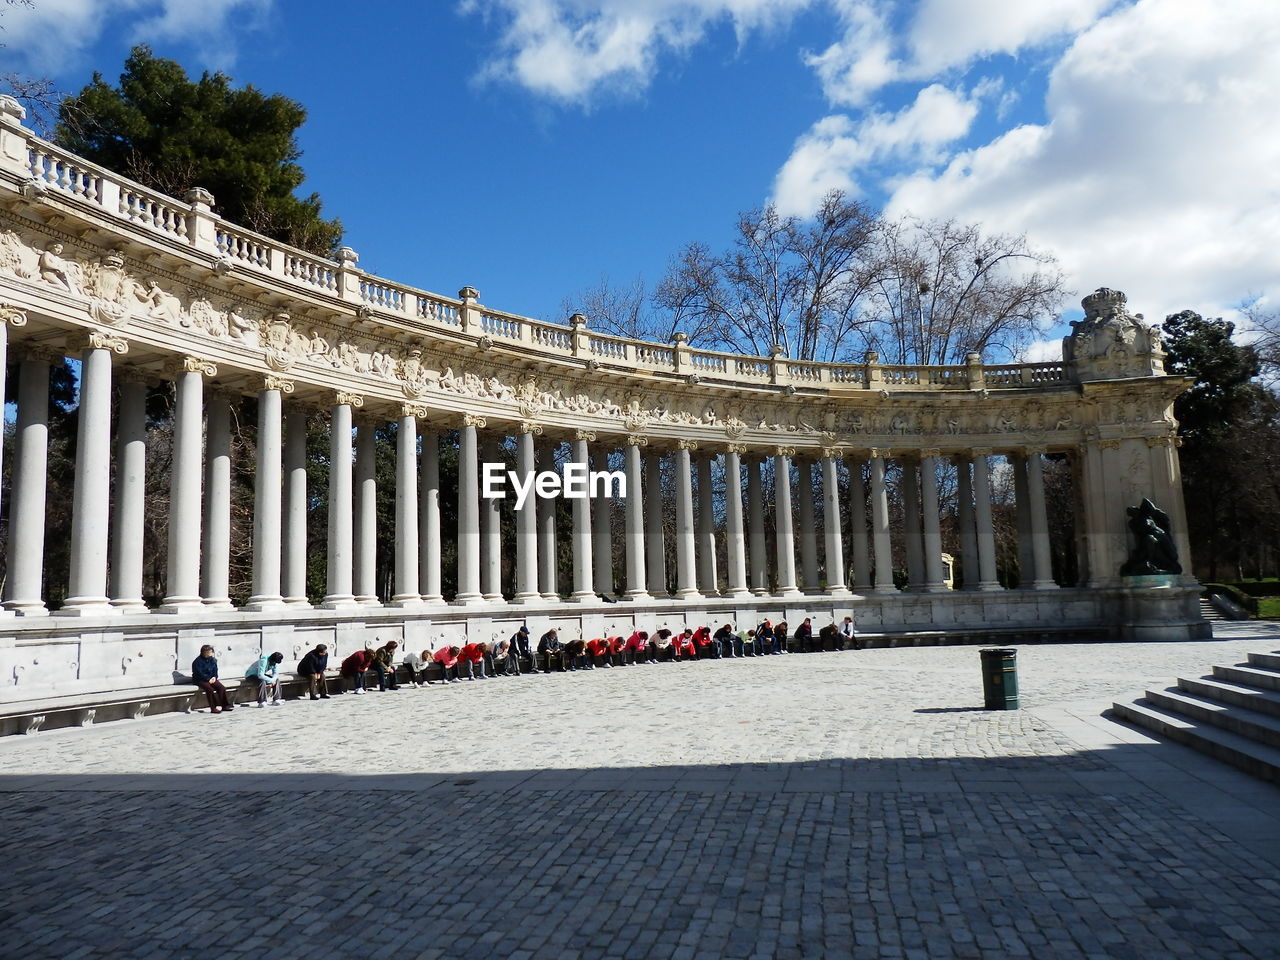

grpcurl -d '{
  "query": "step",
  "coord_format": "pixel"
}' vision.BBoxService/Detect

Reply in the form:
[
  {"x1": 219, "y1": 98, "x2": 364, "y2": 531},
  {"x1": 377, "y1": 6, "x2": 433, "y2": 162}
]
[
  {"x1": 1144, "y1": 687, "x2": 1280, "y2": 749},
  {"x1": 1213, "y1": 664, "x2": 1280, "y2": 693},
  {"x1": 1179, "y1": 676, "x2": 1280, "y2": 719},
  {"x1": 1110, "y1": 700, "x2": 1280, "y2": 784},
  {"x1": 1199, "y1": 599, "x2": 1224, "y2": 621},
  {"x1": 1248, "y1": 651, "x2": 1280, "y2": 671}
]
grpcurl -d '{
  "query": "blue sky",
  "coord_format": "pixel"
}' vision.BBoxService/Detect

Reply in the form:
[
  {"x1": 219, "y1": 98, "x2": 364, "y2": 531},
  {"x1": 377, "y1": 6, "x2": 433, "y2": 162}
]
[{"x1": 5, "y1": 0, "x2": 1278, "y2": 356}]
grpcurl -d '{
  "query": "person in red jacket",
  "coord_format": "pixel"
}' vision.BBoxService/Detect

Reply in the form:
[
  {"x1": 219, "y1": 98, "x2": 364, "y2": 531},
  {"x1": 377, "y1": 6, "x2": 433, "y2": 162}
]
[
  {"x1": 340, "y1": 648, "x2": 375, "y2": 694},
  {"x1": 585, "y1": 637, "x2": 612, "y2": 668},
  {"x1": 458, "y1": 641, "x2": 488, "y2": 680},
  {"x1": 675, "y1": 628, "x2": 698, "y2": 661},
  {"x1": 433, "y1": 645, "x2": 461, "y2": 683},
  {"x1": 622, "y1": 630, "x2": 649, "y2": 665},
  {"x1": 608, "y1": 635, "x2": 626, "y2": 666},
  {"x1": 693, "y1": 625, "x2": 717, "y2": 659}
]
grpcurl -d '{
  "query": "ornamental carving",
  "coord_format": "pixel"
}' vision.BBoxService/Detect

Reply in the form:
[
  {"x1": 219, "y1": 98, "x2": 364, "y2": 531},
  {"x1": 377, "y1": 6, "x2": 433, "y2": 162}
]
[
  {"x1": 1066, "y1": 288, "x2": 1165, "y2": 381},
  {"x1": 0, "y1": 302, "x2": 27, "y2": 326},
  {"x1": 86, "y1": 330, "x2": 128, "y2": 354}
]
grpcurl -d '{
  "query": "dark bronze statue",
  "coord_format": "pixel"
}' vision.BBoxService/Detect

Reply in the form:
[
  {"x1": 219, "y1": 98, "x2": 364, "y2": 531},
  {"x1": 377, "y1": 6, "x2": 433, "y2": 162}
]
[{"x1": 1120, "y1": 498, "x2": 1182, "y2": 576}]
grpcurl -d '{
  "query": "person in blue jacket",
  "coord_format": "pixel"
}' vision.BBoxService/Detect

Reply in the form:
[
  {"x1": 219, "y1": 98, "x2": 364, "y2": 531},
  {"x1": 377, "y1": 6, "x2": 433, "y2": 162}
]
[
  {"x1": 246, "y1": 651, "x2": 285, "y2": 706},
  {"x1": 192, "y1": 645, "x2": 233, "y2": 714}
]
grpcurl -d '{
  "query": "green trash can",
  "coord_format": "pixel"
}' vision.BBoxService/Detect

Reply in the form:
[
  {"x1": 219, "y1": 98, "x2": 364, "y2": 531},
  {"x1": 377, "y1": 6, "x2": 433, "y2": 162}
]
[{"x1": 980, "y1": 648, "x2": 1019, "y2": 710}]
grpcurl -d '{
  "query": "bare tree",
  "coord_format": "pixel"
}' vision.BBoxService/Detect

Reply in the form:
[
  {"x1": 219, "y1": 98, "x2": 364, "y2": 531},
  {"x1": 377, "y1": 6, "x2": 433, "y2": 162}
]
[
  {"x1": 862, "y1": 217, "x2": 1067, "y2": 366},
  {"x1": 560, "y1": 274, "x2": 666, "y2": 341},
  {"x1": 0, "y1": 1, "x2": 63, "y2": 136},
  {"x1": 655, "y1": 191, "x2": 880, "y2": 360}
]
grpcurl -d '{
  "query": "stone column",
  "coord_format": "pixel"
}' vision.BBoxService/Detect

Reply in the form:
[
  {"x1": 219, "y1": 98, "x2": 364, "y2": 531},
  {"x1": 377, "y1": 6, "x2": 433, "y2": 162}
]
[
  {"x1": 955, "y1": 456, "x2": 980, "y2": 590},
  {"x1": 901, "y1": 457, "x2": 925, "y2": 589},
  {"x1": 1012, "y1": 453, "x2": 1036, "y2": 588},
  {"x1": 481, "y1": 433, "x2": 504, "y2": 602},
  {"x1": 538, "y1": 439, "x2": 559, "y2": 599},
  {"x1": 163, "y1": 358, "x2": 213, "y2": 612},
  {"x1": 849, "y1": 458, "x2": 872, "y2": 590},
  {"x1": 110, "y1": 376, "x2": 148, "y2": 608},
  {"x1": 746, "y1": 456, "x2": 768, "y2": 594},
  {"x1": 795, "y1": 456, "x2": 820, "y2": 592},
  {"x1": 353, "y1": 419, "x2": 379, "y2": 605},
  {"x1": 4, "y1": 354, "x2": 51, "y2": 616},
  {"x1": 920, "y1": 452, "x2": 947, "y2": 591},
  {"x1": 1025, "y1": 449, "x2": 1059, "y2": 589},
  {"x1": 63, "y1": 335, "x2": 124, "y2": 616},
  {"x1": 592, "y1": 446, "x2": 614, "y2": 598},
  {"x1": 724, "y1": 446, "x2": 750, "y2": 598},
  {"x1": 200, "y1": 394, "x2": 232, "y2": 610},
  {"x1": 247, "y1": 378, "x2": 288, "y2": 611},
  {"x1": 283, "y1": 407, "x2": 311, "y2": 606},
  {"x1": 322, "y1": 394, "x2": 358, "y2": 608},
  {"x1": 512, "y1": 425, "x2": 541, "y2": 604},
  {"x1": 623, "y1": 438, "x2": 650, "y2": 600},
  {"x1": 972, "y1": 451, "x2": 1002, "y2": 590},
  {"x1": 455, "y1": 415, "x2": 484, "y2": 604},
  {"x1": 569, "y1": 432, "x2": 597, "y2": 602},
  {"x1": 419, "y1": 429, "x2": 444, "y2": 604},
  {"x1": 822, "y1": 452, "x2": 850, "y2": 596},
  {"x1": 390, "y1": 405, "x2": 423, "y2": 606},
  {"x1": 644, "y1": 451, "x2": 666, "y2": 597},
  {"x1": 673, "y1": 441, "x2": 701, "y2": 599},
  {"x1": 696, "y1": 452, "x2": 718, "y2": 595},
  {"x1": 869, "y1": 451, "x2": 896, "y2": 593},
  {"x1": 773, "y1": 449, "x2": 802, "y2": 598}
]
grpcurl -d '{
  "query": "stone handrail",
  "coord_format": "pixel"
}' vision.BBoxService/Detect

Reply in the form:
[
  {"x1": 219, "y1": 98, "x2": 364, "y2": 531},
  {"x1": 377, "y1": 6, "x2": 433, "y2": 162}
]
[{"x1": 1, "y1": 117, "x2": 1081, "y2": 393}]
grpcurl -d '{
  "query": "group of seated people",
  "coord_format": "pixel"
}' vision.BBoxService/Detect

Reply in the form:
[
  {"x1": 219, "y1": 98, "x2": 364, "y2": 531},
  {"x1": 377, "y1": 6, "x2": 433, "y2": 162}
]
[{"x1": 191, "y1": 615, "x2": 862, "y2": 710}]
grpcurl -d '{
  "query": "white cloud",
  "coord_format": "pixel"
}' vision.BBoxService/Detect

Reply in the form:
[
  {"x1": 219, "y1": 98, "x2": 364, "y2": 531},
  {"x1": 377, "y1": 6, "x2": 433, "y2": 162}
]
[
  {"x1": 462, "y1": 0, "x2": 810, "y2": 104},
  {"x1": 884, "y1": 0, "x2": 1280, "y2": 320},
  {"x1": 2, "y1": 0, "x2": 272, "y2": 75},
  {"x1": 772, "y1": 82, "x2": 981, "y2": 215},
  {"x1": 807, "y1": 0, "x2": 1117, "y2": 107}
]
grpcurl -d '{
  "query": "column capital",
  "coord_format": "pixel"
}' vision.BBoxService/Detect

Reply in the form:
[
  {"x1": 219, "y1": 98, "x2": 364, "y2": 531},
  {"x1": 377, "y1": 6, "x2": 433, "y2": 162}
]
[
  {"x1": 726, "y1": 442, "x2": 749, "y2": 455},
  {"x1": 774, "y1": 445, "x2": 796, "y2": 458},
  {"x1": 263, "y1": 375, "x2": 295, "y2": 394},
  {"x1": 401, "y1": 401, "x2": 429, "y2": 419},
  {"x1": 462, "y1": 412, "x2": 486, "y2": 428},
  {"x1": 1144, "y1": 434, "x2": 1177, "y2": 448},
  {"x1": 820, "y1": 445, "x2": 846, "y2": 459},
  {"x1": 116, "y1": 365, "x2": 156, "y2": 387},
  {"x1": 677, "y1": 438, "x2": 698, "y2": 451},
  {"x1": 970, "y1": 446, "x2": 994, "y2": 457},
  {"x1": 626, "y1": 434, "x2": 648, "y2": 447},
  {"x1": 335, "y1": 391, "x2": 364, "y2": 408},
  {"x1": 519, "y1": 420, "x2": 544, "y2": 435},
  {"x1": 1024, "y1": 444, "x2": 1048, "y2": 456},
  {"x1": 919, "y1": 447, "x2": 942, "y2": 459},
  {"x1": 170, "y1": 355, "x2": 217, "y2": 377},
  {"x1": 0, "y1": 302, "x2": 29, "y2": 327},
  {"x1": 86, "y1": 330, "x2": 128, "y2": 355},
  {"x1": 574, "y1": 429, "x2": 596, "y2": 442},
  {"x1": 14, "y1": 343, "x2": 62, "y2": 365},
  {"x1": 868, "y1": 447, "x2": 887, "y2": 459},
  {"x1": 1098, "y1": 438, "x2": 1122, "y2": 450}
]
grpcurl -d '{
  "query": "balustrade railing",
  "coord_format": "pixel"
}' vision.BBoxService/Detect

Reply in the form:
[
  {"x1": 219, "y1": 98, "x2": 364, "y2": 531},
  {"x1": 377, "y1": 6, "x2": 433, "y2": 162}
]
[{"x1": 3, "y1": 126, "x2": 1083, "y2": 393}]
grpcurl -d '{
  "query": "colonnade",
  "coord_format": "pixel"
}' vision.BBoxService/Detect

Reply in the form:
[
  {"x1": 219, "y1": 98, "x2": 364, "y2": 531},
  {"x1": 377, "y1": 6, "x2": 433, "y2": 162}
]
[{"x1": 0, "y1": 337, "x2": 1067, "y2": 616}]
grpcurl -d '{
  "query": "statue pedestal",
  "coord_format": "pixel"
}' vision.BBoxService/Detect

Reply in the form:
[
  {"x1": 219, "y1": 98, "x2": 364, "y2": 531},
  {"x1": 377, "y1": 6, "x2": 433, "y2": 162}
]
[{"x1": 1116, "y1": 577, "x2": 1211, "y2": 641}]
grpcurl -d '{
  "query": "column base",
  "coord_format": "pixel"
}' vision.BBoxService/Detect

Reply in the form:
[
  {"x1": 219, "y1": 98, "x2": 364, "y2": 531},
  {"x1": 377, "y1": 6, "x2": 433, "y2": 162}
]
[
  {"x1": 201, "y1": 598, "x2": 234, "y2": 610},
  {"x1": 244, "y1": 596, "x2": 288, "y2": 612},
  {"x1": 978, "y1": 582, "x2": 1003, "y2": 592},
  {"x1": 872, "y1": 584, "x2": 899, "y2": 595},
  {"x1": 453, "y1": 593, "x2": 486, "y2": 607},
  {"x1": 110, "y1": 599, "x2": 148, "y2": 611},
  {"x1": 355, "y1": 596, "x2": 380, "y2": 606},
  {"x1": 55, "y1": 599, "x2": 121, "y2": 617},
  {"x1": 622, "y1": 591, "x2": 654, "y2": 602},
  {"x1": 283, "y1": 597, "x2": 313, "y2": 608},
  {"x1": 419, "y1": 595, "x2": 447, "y2": 606},
  {"x1": 6, "y1": 604, "x2": 48, "y2": 617},
  {"x1": 540, "y1": 592, "x2": 560, "y2": 601},
  {"x1": 1031, "y1": 581, "x2": 1060, "y2": 590},
  {"x1": 922, "y1": 584, "x2": 950, "y2": 593},
  {"x1": 567, "y1": 592, "x2": 599, "y2": 603},
  {"x1": 510, "y1": 592, "x2": 542, "y2": 605},
  {"x1": 483, "y1": 594, "x2": 505, "y2": 604},
  {"x1": 674, "y1": 589, "x2": 704, "y2": 601},
  {"x1": 823, "y1": 586, "x2": 852, "y2": 598},
  {"x1": 775, "y1": 588, "x2": 804, "y2": 600},
  {"x1": 158, "y1": 598, "x2": 206, "y2": 614},
  {"x1": 386, "y1": 596, "x2": 424, "y2": 608},
  {"x1": 320, "y1": 595, "x2": 359, "y2": 610}
]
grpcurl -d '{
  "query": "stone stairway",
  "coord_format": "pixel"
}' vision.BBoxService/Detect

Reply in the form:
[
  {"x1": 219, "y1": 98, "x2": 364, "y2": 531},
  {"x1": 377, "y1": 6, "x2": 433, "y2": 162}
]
[
  {"x1": 1199, "y1": 597, "x2": 1225, "y2": 621},
  {"x1": 1111, "y1": 650, "x2": 1280, "y2": 784}
]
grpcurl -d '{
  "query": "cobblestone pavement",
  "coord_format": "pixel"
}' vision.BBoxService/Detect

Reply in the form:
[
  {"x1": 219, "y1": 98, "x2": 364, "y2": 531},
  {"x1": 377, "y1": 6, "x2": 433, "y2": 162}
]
[{"x1": 3, "y1": 627, "x2": 1280, "y2": 959}]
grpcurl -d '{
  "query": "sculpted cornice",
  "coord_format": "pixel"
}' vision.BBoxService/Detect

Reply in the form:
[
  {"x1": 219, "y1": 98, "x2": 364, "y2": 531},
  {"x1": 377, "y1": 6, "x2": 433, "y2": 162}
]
[{"x1": 0, "y1": 214, "x2": 1181, "y2": 455}]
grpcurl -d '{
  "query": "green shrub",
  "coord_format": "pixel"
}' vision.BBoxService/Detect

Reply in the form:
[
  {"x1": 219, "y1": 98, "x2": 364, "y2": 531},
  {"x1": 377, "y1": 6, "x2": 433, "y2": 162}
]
[{"x1": 1226, "y1": 579, "x2": 1280, "y2": 598}]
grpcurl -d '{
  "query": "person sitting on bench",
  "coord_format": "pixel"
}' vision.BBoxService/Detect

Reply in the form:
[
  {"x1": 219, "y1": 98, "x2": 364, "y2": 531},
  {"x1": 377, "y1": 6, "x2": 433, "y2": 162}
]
[
  {"x1": 793, "y1": 618, "x2": 813, "y2": 653},
  {"x1": 714, "y1": 623, "x2": 737, "y2": 658},
  {"x1": 298, "y1": 644, "x2": 331, "y2": 700},
  {"x1": 623, "y1": 630, "x2": 649, "y2": 665},
  {"x1": 537, "y1": 629, "x2": 563, "y2": 673},
  {"x1": 246, "y1": 651, "x2": 285, "y2": 706},
  {"x1": 403, "y1": 648, "x2": 433, "y2": 686},
  {"x1": 433, "y1": 645, "x2": 461, "y2": 683},
  {"x1": 818, "y1": 622, "x2": 840, "y2": 652},
  {"x1": 369, "y1": 641, "x2": 400, "y2": 691},
  {"x1": 509, "y1": 625, "x2": 532, "y2": 674},
  {"x1": 340, "y1": 648, "x2": 375, "y2": 694},
  {"x1": 458, "y1": 641, "x2": 488, "y2": 680},
  {"x1": 192, "y1": 645, "x2": 233, "y2": 714},
  {"x1": 839, "y1": 615, "x2": 860, "y2": 650},
  {"x1": 608, "y1": 635, "x2": 627, "y2": 666},
  {"x1": 653, "y1": 629, "x2": 675, "y2": 662},
  {"x1": 586, "y1": 636, "x2": 612, "y2": 668},
  {"x1": 563, "y1": 638, "x2": 587, "y2": 671}
]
